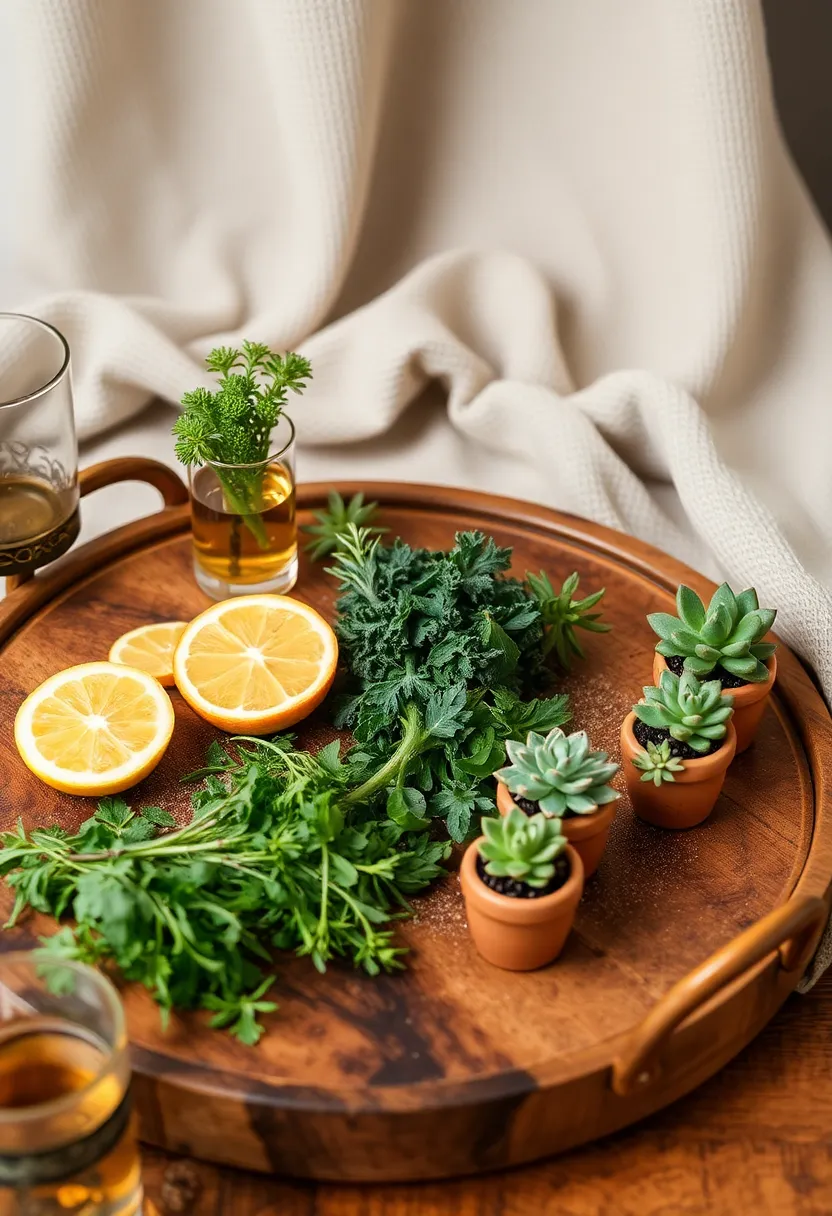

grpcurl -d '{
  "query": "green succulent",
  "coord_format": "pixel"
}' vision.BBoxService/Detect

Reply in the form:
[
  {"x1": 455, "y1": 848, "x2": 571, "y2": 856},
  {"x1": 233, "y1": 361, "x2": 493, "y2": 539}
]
[
  {"x1": 526, "y1": 570, "x2": 610, "y2": 669},
  {"x1": 648, "y1": 583, "x2": 777, "y2": 683},
  {"x1": 634, "y1": 670, "x2": 734, "y2": 754},
  {"x1": 631, "y1": 739, "x2": 686, "y2": 785},
  {"x1": 479, "y1": 807, "x2": 567, "y2": 888},
  {"x1": 495, "y1": 727, "x2": 620, "y2": 816}
]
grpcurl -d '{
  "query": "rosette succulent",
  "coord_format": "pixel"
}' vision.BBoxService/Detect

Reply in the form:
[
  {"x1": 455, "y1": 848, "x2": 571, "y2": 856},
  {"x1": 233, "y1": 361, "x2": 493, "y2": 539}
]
[
  {"x1": 632, "y1": 739, "x2": 686, "y2": 785},
  {"x1": 634, "y1": 670, "x2": 734, "y2": 754},
  {"x1": 648, "y1": 583, "x2": 777, "y2": 683},
  {"x1": 495, "y1": 727, "x2": 620, "y2": 816},
  {"x1": 479, "y1": 807, "x2": 567, "y2": 888}
]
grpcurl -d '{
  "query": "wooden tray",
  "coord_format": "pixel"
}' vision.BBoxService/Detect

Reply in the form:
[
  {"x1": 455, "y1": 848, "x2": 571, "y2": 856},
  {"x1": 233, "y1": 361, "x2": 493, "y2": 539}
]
[{"x1": 1, "y1": 458, "x2": 830, "y2": 1183}]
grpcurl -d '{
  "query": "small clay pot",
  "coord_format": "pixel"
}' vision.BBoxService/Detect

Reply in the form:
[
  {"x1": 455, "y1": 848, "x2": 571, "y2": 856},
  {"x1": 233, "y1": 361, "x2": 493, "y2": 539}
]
[
  {"x1": 459, "y1": 838, "x2": 584, "y2": 970},
  {"x1": 496, "y1": 780, "x2": 616, "y2": 878},
  {"x1": 652, "y1": 652, "x2": 776, "y2": 755},
  {"x1": 620, "y1": 711, "x2": 737, "y2": 829}
]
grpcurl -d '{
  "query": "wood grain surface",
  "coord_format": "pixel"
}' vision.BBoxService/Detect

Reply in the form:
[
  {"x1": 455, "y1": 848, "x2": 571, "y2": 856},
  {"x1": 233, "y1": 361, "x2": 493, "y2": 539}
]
[
  {"x1": 1, "y1": 469, "x2": 830, "y2": 1183},
  {"x1": 138, "y1": 970, "x2": 832, "y2": 1215}
]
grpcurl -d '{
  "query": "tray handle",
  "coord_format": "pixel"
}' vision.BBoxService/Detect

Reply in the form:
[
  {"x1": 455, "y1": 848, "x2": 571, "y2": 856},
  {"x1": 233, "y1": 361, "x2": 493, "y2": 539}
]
[
  {"x1": 7, "y1": 458, "x2": 188, "y2": 592},
  {"x1": 611, "y1": 894, "x2": 828, "y2": 1097},
  {"x1": 77, "y1": 457, "x2": 188, "y2": 507}
]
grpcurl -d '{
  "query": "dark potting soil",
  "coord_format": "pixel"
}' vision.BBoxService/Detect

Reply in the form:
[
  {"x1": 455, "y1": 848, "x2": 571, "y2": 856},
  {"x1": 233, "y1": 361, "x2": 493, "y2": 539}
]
[
  {"x1": 476, "y1": 853, "x2": 571, "y2": 900},
  {"x1": 664, "y1": 652, "x2": 750, "y2": 692},
  {"x1": 513, "y1": 794, "x2": 579, "y2": 820},
  {"x1": 632, "y1": 716, "x2": 722, "y2": 761}
]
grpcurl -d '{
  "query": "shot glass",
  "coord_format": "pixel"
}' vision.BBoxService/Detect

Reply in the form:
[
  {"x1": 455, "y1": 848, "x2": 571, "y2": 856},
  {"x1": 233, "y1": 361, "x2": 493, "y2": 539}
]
[
  {"x1": 188, "y1": 413, "x2": 297, "y2": 599},
  {"x1": 0, "y1": 952, "x2": 143, "y2": 1215}
]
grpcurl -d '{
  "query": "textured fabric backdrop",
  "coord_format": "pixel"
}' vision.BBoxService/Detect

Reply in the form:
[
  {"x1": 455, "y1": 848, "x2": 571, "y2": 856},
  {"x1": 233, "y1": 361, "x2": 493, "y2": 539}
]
[{"x1": 5, "y1": 0, "x2": 832, "y2": 975}]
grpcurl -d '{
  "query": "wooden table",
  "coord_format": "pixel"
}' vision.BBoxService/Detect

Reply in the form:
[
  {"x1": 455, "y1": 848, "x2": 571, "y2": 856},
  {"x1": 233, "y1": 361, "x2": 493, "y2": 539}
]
[{"x1": 140, "y1": 970, "x2": 832, "y2": 1215}]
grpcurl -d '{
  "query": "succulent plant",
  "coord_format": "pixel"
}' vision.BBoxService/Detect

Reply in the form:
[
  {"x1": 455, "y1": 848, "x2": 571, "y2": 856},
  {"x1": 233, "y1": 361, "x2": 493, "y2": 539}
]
[
  {"x1": 495, "y1": 727, "x2": 620, "y2": 816},
  {"x1": 648, "y1": 583, "x2": 777, "y2": 683},
  {"x1": 479, "y1": 807, "x2": 567, "y2": 888},
  {"x1": 526, "y1": 570, "x2": 610, "y2": 669},
  {"x1": 634, "y1": 670, "x2": 734, "y2": 754},
  {"x1": 631, "y1": 739, "x2": 686, "y2": 785}
]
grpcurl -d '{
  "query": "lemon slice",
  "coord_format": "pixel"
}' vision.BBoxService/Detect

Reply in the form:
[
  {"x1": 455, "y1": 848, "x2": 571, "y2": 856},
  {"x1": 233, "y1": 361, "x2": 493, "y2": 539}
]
[
  {"x1": 173, "y1": 594, "x2": 338, "y2": 734},
  {"x1": 15, "y1": 662, "x2": 175, "y2": 796},
  {"x1": 108, "y1": 621, "x2": 188, "y2": 687}
]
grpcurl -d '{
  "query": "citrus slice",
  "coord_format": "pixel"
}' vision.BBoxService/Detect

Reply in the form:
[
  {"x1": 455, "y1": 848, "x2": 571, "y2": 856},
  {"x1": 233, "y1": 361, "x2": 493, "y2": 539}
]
[
  {"x1": 108, "y1": 621, "x2": 188, "y2": 687},
  {"x1": 173, "y1": 594, "x2": 338, "y2": 734},
  {"x1": 15, "y1": 662, "x2": 175, "y2": 796}
]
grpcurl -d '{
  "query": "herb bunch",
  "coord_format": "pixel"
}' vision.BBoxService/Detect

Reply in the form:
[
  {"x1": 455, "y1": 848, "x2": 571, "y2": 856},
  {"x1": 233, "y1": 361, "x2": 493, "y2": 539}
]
[
  {"x1": 173, "y1": 341, "x2": 311, "y2": 547},
  {"x1": 313, "y1": 521, "x2": 575, "y2": 841},
  {"x1": 1, "y1": 745, "x2": 448, "y2": 1045}
]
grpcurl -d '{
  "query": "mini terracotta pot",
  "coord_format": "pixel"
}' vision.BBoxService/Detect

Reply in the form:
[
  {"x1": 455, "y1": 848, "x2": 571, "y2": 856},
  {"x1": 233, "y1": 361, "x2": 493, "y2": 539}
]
[
  {"x1": 459, "y1": 838, "x2": 584, "y2": 970},
  {"x1": 496, "y1": 780, "x2": 615, "y2": 878},
  {"x1": 652, "y1": 652, "x2": 776, "y2": 755},
  {"x1": 620, "y1": 711, "x2": 737, "y2": 829}
]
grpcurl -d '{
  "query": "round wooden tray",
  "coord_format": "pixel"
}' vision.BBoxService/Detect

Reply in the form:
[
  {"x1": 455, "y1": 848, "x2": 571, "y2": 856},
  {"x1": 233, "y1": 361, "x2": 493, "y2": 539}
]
[{"x1": 1, "y1": 458, "x2": 830, "y2": 1183}]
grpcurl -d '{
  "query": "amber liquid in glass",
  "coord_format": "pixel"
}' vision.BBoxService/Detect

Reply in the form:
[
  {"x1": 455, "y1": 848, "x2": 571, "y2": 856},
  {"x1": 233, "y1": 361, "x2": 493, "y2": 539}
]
[
  {"x1": 0, "y1": 476, "x2": 79, "y2": 577},
  {"x1": 0, "y1": 1024, "x2": 141, "y2": 1216},
  {"x1": 191, "y1": 463, "x2": 297, "y2": 585}
]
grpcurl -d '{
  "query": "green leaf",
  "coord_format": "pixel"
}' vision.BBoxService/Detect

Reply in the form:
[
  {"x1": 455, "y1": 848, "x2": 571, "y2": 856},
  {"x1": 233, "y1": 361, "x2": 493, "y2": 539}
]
[
  {"x1": 676, "y1": 586, "x2": 705, "y2": 631},
  {"x1": 634, "y1": 704, "x2": 670, "y2": 729},
  {"x1": 95, "y1": 797, "x2": 134, "y2": 832},
  {"x1": 708, "y1": 583, "x2": 739, "y2": 627},
  {"x1": 425, "y1": 686, "x2": 470, "y2": 739},
  {"x1": 316, "y1": 740, "x2": 344, "y2": 775},
  {"x1": 700, "y1": 604, "x2": 732, "y2": 647},
  {"x1": 682, "y1": 655, "x2": 717, "y2": 676},
  {"x1": 722, "y1": 656, "x2": 769, "y2": 682},
  {"x1": 647, "y1": 613, "x2": 683, "y2": 642},
  {"x1": 387, "y1": 787, "x2": 428, "y2": 830},
  {"x1": 734, "y1": 588, "x2": 759, "y2": 616},
  {"x1": 479, "y1": 612, "x2": 520, "y2": 680},
  {"x1": 140, "y1": 806, "x2": 176, "y2": 828},
  {"x1": 720, "y1": 655, "x2": 756, "y2": 677},
  {"x1": 750, "y1": 642, "x2": 777, "y2": 661},
  {"x1": 430, "y1": 788, "x2": 477, "y2": 842}
]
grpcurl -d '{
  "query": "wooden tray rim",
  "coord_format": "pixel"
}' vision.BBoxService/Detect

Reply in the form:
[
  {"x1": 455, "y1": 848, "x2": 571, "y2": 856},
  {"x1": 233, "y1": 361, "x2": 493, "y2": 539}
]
[{"x1": 2, "y1": 474, "x2": 831, "y2": 1115}]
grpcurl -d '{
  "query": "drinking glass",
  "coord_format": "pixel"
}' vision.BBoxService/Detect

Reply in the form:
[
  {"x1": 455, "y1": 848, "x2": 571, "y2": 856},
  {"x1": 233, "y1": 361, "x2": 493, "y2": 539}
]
[
  {"x1": 188, "y1": 413, "x2": 297, "y2": 599},
  {"x1": 0, "y1": 952, "x2": 143, "y2": 1215},
  {"x1": 0, "y1": 314, "x2": 79, "y2": 582}
]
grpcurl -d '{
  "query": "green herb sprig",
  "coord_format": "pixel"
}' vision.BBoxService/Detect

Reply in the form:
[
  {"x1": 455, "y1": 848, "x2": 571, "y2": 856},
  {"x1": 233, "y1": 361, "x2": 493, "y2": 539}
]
[
  {"x1": 311, "y1": 519, "x2": 574, "y2": 840},
  {"x1": 173, "y1": 341, "x2": 311, "y2": 549},
  {"x1": 1, "y1": 747, "x2": 448, "y2": 1045}
]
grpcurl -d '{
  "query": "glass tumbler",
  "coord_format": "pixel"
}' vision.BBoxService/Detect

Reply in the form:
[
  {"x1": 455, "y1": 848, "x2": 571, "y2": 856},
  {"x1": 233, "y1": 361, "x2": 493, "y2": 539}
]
[
  {"x1": 0, "y1": 314, "x2": 79, "y2": 581},
  {"x1": 188, "y1": 413, "x2": 298, "y2": 599},
  {"x1": 0, "y1": 952, "x2": 143, "y2": 1215}
]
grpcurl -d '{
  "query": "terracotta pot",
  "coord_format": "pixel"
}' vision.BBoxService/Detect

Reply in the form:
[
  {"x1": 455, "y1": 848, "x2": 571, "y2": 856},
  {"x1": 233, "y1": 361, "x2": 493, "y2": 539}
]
[
  {"x1": 460, "y1": 838, "x2": 584, "y2": 970},
  {"x1": 496, "y1": 780, "x2": 615, "y2": 878},
  {"x1": 620, "y1": 711, "x2": 737, "y2": 829},
  {"x1": 652, "y1": 652, "x2": 776, "y2": 755}
]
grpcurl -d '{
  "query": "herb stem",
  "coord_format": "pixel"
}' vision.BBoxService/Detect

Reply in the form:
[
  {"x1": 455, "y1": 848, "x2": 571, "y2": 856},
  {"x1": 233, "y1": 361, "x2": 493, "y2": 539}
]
[
  {"x1": 217, "y1": 471, "x2": 270, "y2": 551},
  {"x1": 344, "y1": 703, "x2": 426, "y2": 805}
]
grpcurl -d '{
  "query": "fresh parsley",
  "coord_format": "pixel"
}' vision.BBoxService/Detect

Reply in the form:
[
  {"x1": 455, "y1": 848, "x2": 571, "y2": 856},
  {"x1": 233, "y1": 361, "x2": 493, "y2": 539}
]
[{"x1": 1, "y1": 750, "x2": 449, "y2": 1044}]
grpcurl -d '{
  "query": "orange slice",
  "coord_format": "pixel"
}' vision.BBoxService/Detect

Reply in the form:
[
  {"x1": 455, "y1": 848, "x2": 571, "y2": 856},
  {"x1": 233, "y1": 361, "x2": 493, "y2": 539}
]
[
  {"x1": 172, "y1": 595, "x2": 338, "y2": 734},
  {"x1": 15, "y1": 662, "x2": 175, "y2": 796},
  {"x1": 108, "y1": 621, "x2": 188, "y2": 687}
]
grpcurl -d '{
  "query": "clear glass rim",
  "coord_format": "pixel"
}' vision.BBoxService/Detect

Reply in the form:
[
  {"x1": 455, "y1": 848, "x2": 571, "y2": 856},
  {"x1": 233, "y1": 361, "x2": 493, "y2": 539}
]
[
  {"x1": 0, "y1": 313, "x2": 71, "y2": 411},
  {"x1": 198, "y1": 413, "x2": 295, "y2": 470},
  {"x1": 0, "y1": 951, "x2": 126, "y2": 1126}
]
